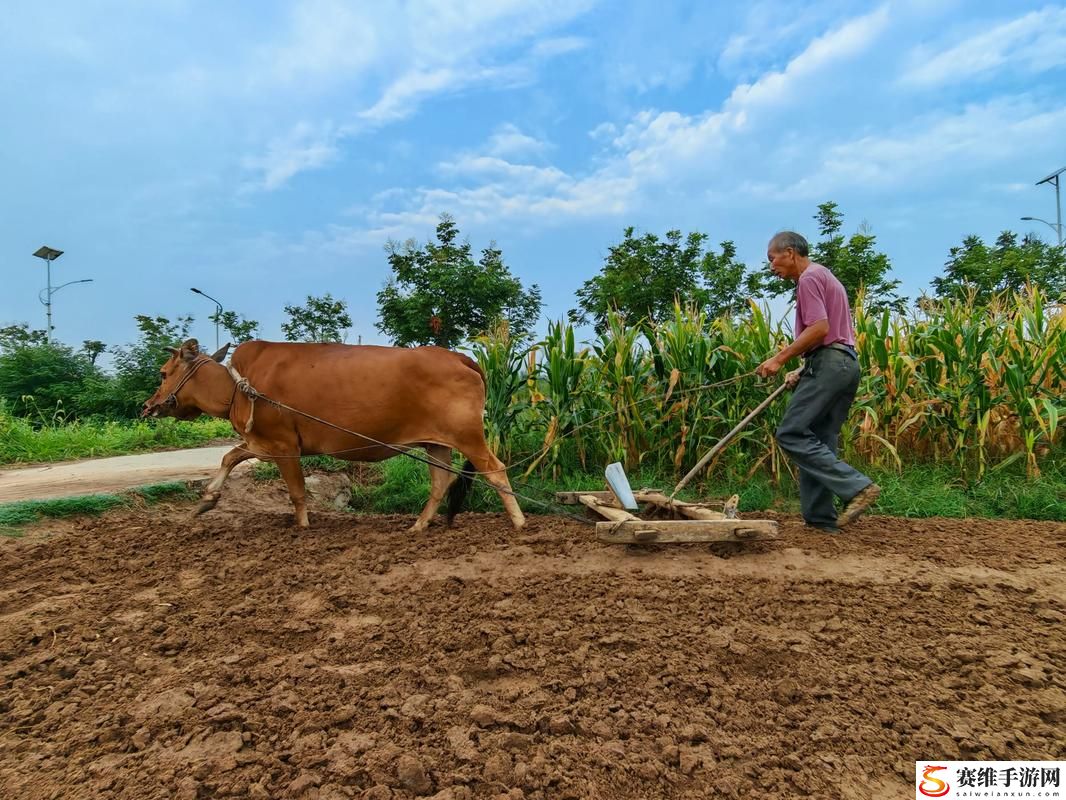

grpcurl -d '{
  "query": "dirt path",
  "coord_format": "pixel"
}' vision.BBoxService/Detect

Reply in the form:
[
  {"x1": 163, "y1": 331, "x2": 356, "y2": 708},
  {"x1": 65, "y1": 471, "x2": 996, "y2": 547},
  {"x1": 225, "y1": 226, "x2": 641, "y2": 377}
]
[
  {"x1": 0, "y1": 446, "x2": 237, "y2": 503},
  {"x1": 0, "y1": 476, "x2": 1063, "y2": 799}
]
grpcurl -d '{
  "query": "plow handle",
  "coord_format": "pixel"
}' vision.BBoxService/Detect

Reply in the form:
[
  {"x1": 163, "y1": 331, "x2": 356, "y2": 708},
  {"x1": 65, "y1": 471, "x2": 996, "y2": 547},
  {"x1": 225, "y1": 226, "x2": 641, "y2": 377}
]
[{"x1": 670, "y1": 382, "x2": 790, "y2": 499}]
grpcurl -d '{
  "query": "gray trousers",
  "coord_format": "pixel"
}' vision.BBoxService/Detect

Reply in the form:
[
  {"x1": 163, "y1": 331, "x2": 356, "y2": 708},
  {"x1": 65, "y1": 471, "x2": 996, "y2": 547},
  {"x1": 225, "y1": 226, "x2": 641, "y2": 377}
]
[{"x1": 775, "y1": 347, "x2": 872, "y2": 528}]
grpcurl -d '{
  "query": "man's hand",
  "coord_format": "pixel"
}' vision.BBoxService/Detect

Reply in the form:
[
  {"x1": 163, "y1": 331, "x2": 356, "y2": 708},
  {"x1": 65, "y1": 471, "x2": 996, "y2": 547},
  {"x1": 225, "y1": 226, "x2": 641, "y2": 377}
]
[
  {"x1": 756, "y1": 355, "x2": 785, "y2": 379},
  {"x1": 784, "y1": 368, "x2": 802, "y2": 389}
]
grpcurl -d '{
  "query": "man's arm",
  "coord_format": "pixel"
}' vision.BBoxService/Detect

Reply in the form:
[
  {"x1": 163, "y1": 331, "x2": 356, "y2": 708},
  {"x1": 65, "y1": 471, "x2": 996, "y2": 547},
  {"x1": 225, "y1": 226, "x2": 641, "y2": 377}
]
[{"x1": 755, "y1": 318, "x2": 829, "y2": 378}]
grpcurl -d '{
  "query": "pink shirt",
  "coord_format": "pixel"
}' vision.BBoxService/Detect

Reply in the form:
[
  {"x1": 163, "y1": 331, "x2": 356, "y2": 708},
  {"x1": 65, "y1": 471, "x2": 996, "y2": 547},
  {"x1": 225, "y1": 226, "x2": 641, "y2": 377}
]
[{"x1": 795, "y1": 263, "x2": 855, "y2": 349}]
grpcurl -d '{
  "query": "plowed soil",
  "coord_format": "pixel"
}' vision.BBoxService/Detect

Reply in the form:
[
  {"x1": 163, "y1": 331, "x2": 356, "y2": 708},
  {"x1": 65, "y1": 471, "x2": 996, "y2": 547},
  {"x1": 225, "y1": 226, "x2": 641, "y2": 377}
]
[{"x1": 1, "y1": 474, "x2": 1064, "y2": 800}]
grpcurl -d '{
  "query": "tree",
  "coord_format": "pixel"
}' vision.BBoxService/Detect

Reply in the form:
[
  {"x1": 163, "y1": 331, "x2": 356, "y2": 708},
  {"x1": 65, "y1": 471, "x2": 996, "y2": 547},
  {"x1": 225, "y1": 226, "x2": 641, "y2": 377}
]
[
  {"x1": 211, "y1": 310, "x2": 259, "y2": 344},
  {"x1": 282, "y1": 294, "x2": 352, "y2": 342},
  {"x1": 570, "y1": 227, "x2": 754, "y2": 334},
  {"x1": 750, "y1": 202, "x2": 907, "y2": 314},
  {"x1": 376, "y1": 215, "x2": 542, "y2": 348},
  {"x1": 811, "y1": 203, "x2": 906, "y2": 314},
  {"x1": 931, "y1": 231, "x2": 1066, "y2": 304},
  {"x1": 0, "y1": 342, "x2": 100, "y2": 420},
  {"x1": 81, "y1": 340, "x2": 106, "y2": 365},
  {"x1": 0, "y1": 323, "x2": 48, "y2": 352},
  {"x1": 108, "y1": 315, "x2": 195, "y2": 417}
]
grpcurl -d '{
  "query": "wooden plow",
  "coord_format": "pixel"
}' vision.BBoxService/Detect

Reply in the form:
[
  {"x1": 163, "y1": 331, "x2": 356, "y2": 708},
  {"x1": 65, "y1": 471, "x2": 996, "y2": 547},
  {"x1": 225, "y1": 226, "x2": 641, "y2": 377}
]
[
  {"x1": 555, "y1": 487, "x2": 777, "y2": 544},
  {"x1": 556, "y1": 383, "x2": 787, "y2": 545}
]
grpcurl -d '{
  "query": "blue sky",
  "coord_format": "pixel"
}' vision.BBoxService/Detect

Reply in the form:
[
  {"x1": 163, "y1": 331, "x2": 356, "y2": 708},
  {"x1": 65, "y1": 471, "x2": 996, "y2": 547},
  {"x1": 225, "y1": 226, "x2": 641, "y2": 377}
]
[{"x1": 2, "y1": 0, "x2": 1064, "y2": 354}]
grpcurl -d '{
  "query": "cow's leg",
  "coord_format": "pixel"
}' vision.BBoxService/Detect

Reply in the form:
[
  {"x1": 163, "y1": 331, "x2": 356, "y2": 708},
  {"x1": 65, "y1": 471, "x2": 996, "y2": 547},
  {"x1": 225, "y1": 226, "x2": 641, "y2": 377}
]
[
  {"x1": 409, "y1": 444, "x2": 458, "y2": 533},
  {"x1": 275, "y1": 454, "x2": 310, "y2": 528},
  {"x1": 196, "y1": 445, "x2": 257, "y2": 515},
  {"x1": 458, "y1": 443, "x2": 526, "y2": 531}
]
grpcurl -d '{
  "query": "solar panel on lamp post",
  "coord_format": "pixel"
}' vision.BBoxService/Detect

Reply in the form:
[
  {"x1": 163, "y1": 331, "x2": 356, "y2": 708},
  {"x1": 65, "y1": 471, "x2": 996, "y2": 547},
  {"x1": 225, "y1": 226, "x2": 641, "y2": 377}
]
[
  {"x1": 1034, "y1": 167, "x2": 1064, "y2": 246},
  {"x1": 32, "y1": 246, "x2": 93, "y2": 344},
  {"x1": 32, "y1": 246, "x2": 62, "y2": 343}
]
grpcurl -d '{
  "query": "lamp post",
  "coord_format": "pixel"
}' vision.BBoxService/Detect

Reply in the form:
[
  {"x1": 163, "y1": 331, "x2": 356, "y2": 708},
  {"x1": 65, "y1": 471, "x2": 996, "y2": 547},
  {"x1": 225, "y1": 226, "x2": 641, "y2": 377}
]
[
  {"x1": 32, "y1": 246, "x2": 93, "y2": 343},
  {"x1": 1033, "y1": 166, "x2": 1064, "y2": 246},
  {"x1": 1020, "y1": 216, "x2": 1063, "y2": 243},
  {"x1": 190, "y1": 287, "x2": 223, "y2": 350}
]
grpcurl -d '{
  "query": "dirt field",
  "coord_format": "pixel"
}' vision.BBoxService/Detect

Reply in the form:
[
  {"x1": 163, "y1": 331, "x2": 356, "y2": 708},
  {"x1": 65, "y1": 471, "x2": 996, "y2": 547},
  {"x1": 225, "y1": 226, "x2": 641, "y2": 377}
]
[{"x1": 1, "y1": 474, "x2": 1063, "y2": 800}]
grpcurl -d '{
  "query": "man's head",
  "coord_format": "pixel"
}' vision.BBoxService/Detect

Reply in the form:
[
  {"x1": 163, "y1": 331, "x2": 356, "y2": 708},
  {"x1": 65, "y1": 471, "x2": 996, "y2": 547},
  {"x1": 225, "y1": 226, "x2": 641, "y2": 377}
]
[{"x1": 767, "y1": 231, "x2": 810, "y2": 281}]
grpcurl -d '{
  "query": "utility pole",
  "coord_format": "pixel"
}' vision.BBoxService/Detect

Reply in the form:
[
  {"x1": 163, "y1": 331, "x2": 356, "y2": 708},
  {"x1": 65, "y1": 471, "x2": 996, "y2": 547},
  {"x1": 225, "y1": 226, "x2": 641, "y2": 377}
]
[
  {"x1": 1035, "y1": 167, "x2": 1064, "y2": 246},
  {"x1": 33, "y1": 246, "x2": 93, "y2": 343}
]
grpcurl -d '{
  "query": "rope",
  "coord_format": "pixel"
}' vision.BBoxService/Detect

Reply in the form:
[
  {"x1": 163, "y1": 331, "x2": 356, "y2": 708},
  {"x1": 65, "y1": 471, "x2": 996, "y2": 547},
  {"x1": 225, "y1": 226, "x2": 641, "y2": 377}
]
[{"x1": 207, "y1": 363, "x2": 772, "y2": 525}]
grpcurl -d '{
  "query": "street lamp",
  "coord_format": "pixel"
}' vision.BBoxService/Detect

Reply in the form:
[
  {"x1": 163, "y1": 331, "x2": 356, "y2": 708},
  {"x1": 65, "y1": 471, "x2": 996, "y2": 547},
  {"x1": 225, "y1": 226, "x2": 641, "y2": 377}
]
[
  {"x1": 190, "y1": 287, "x2": 223, "y2": 350},
  {"x1": 1032, "y1": 166, "x2": 1064, "y2": 246},
  {"x1": 1020, "y1": 216, "x2": 1063, "y2": 243},
  {"x1": 32, "y1": 246, "x2": 93, "y2": 343}
]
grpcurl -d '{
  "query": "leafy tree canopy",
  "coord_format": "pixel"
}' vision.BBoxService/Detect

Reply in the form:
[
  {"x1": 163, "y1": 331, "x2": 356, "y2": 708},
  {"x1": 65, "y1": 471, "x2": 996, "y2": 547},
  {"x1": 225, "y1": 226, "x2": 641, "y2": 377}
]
[
  {"x1": 376, "y1": 215, "x2": 542, "y2": 348},
  {"x1": 282, "y1": 294, "x2": 352, "y2": 342},
  {"x1": 930, "y1": 231, "x2": 1065, "y2": 304},
  {"x1": 211, "y1": 310, "x2": 259, "y2": 344},
  {"x1": 108, "y1": 315, "x2": 195, "y2": 418},
  {"x1": 751, "y1": 202, "x2": 907, "y2": 315},
  {"x1": 81, "y1": 340, "x2": 106, "y2": 365},
  {"x1": 0, "y1": 342, "x2": 99, "y2": 421},
  {"x1": 0, "y1": 323, "x2": 48, "y2": 352},
  {"x1": 570, "y1": 227, "x2": 756, "y2": 333}
]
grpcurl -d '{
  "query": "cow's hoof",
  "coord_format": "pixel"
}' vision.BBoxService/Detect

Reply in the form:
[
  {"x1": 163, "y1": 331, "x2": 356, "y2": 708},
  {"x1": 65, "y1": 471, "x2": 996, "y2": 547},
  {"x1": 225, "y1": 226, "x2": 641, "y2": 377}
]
[
  {"x1": 408, "y1": 522, "x2": 428, "y2": 533},
  {"x1": 195, "y1": 494, "x2": 220, "y2": 515}
]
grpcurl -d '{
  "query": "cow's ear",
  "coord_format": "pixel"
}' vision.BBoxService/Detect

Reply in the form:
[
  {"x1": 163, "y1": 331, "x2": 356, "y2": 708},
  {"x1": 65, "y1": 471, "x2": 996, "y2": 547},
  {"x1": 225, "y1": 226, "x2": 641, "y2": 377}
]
[
  {"x1": 180, "y1": 338, "x2": 200, "y2": 362},
  {"x1": 162, "y1": 346, "x2": 179, "y2": 357},
  {"x1": 210, "y1": 343, "x2": 231, "y2": 363}
]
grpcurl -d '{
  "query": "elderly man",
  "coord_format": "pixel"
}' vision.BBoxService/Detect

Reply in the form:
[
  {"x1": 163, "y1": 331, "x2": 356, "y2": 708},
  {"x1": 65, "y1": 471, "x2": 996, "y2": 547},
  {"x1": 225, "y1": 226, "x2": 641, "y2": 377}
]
[{"x1": 755, "y1": 231, "x2": 880, "y2": 532}]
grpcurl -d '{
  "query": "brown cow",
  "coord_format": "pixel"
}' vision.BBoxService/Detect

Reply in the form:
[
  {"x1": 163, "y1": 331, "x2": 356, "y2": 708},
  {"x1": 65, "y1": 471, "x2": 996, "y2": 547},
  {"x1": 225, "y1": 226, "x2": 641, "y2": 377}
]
[{"x1": 141, "y1": 338, "x2": 525, "y2": 531}]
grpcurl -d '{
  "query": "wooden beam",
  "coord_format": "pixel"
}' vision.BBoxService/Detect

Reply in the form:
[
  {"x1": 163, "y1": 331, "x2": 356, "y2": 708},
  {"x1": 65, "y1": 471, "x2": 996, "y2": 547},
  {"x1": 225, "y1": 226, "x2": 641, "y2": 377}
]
[
  {"x1": 577, "y1": 494, "x2": 641, "y2": 522},
  {"x1": 596, "y1": 518, "x2": 777, "y2": 544},
  {"x1": 555, "y1": 490, "x2": 617, "y2": 505},
  {"x1": 634, "y1": 491, "x2": 727, "y2": 520}
]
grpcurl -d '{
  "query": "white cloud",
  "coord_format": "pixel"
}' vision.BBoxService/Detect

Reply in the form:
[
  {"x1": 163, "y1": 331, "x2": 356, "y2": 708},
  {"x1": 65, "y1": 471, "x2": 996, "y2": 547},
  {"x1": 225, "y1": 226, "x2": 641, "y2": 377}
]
[
  {"x1": 724, "y1": 4, "x2": 890, "y2": 112},
  {"x1": 789, "y1": 97, "x2": 1066, "y2": 197},
  {"x1": 334, "y1": 5, "x2": 897, "y2": 232},
  {"x1": 244, "y1": 2, "x2": 1066, "y2": 261},
  {"x1": 241, "y1": 1, "x2": 596, "y2": 188},
  {"x1": 242, "y1": 122, "x2": 339, "y2": 192},
  {"x1": 264, "y1": 0, "x2": 382, "y2": 86},
  {"x1": 485, "y1": 124, "x2": 550, "y2": 159},
  {"x1": 356, "y1": 63, "x2": 533, "y2": 126},
  {"x1": 717, "y1": 0, "x2": 840, "y2": 78},
  {"x1": 531, "y1": 36, "x2": 589, "y2": 58},
  {"x1": 900, "y1": 6, "x2": 1066, "y2": 87}
]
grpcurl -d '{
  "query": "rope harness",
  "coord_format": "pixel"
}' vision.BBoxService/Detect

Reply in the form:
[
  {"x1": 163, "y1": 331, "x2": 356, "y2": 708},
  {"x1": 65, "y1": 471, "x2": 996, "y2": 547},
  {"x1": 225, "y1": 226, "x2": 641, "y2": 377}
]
[{"x1": 161, "y1": 356, "x2": 217, "y2": 410}]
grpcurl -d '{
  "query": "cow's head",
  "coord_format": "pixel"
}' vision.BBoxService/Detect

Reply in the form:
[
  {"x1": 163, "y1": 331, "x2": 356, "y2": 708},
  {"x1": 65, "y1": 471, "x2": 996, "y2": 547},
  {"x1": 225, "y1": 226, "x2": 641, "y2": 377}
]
[{"x1": 141, "y1": 338, "x2": 231, "y2": 419}]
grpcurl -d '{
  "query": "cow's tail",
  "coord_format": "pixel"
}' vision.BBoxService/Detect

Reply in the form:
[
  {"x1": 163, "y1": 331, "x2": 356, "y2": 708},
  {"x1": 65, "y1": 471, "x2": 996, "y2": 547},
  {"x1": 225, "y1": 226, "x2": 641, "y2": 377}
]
[{"x1": 446, "y1": 460, "x2": 475, "y2": 526}]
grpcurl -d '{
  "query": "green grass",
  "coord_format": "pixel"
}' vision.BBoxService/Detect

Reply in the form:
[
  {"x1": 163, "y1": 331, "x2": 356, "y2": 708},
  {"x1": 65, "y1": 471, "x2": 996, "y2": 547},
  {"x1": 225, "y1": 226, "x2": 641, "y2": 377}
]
[
  {"x1": 338, "y1": 455, "x2": 1066, "y2": 522},
  {"x1": 0, "y1": 411, "x2": 235, "y2": 465},
  {"x1": 0, "y1": 456, "x2": 1059, "y2": 539},
  {"x1": 869, "y1": 463, "x2": 1066, "y2": 521},
  {"x1": 0, "y1": 482, "x2": 199, "y2": 536}
]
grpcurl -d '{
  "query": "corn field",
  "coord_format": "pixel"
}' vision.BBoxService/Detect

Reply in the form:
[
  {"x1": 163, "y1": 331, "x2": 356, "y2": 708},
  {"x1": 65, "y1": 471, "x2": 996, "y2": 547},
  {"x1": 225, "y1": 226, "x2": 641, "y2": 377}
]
[{"x1": 470, "y1": 287, "x2": 1064, "y2": 484}]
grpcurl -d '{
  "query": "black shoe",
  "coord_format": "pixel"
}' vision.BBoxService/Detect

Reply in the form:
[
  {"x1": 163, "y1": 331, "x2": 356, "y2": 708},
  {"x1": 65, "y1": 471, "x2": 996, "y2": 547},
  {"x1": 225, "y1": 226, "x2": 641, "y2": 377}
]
[
  {"x1": 839, "y1": 483, "x2": 881, "y2": 527},
  {"x1": 805, "y1": 523, "x2": 840, "y2": 534}
]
